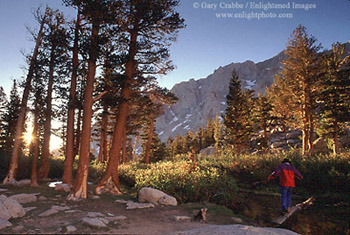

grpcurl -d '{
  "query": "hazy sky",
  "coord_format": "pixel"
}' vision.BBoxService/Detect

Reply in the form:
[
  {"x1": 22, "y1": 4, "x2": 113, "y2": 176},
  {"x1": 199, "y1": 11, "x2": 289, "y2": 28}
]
[{"x1": 1, "y1": 0, "x2": 350, "y2": 96}]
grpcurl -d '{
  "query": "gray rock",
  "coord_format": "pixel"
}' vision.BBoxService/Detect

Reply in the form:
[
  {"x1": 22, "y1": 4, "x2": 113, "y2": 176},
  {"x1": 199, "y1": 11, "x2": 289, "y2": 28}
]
[
  {"x1": 0, "y1": 197, "x2": 25, "y2": 218},
  {"x1": 0, "y1": 189, "x2": 8, "y2": 192},
  {"x1": 0, "y1": 219, "x2": 12, "y2": 230},
  {"x1": 81, "y1": 217, "x2": 108, "y2": 228},
  {"x1": 0, "y1": 203, "x2": 11, "y2": 220},
  {"x1": 115, "y1": 199, "x2": 128, "y2": 204},
  {"x1": 12, "y1": 225, "x2": 24, "y2": 232},
  {"x1": 9, "y1": 194, "x2": 37, "y2": 204},
  {"x1": 55, "y1": 183, "x2": 71, "y2": 192},
  {"x1": 38, "y1": 196, "x2": 47, "y2": 200},
  {"x1": 51, "y1": 205, "x2": 70, "y2": 211},
  {"x1": 16, "y1": 179, "x2": 31, "y2": 186},
  {"x1": 126, "y1": 201, "x2": 155, "y2": 210},
  {"x1": 66, "y1": 225, "x2": 77, "y2": 233},
  {"x1": 39, "y1": 208, "x2": 58, "y2": 217},
  {"x1": 24, "y1": 207, "x2": 37, "y2": 213},
  {"x1": 106, "y1": 216, "x2": 127, "y2": 221},
  {"x1": 87, "y1": 212, "x2": 104, "y2": 218},
  {"x1": 139, "y1": 187, "x2": 177, "y2": 206}
]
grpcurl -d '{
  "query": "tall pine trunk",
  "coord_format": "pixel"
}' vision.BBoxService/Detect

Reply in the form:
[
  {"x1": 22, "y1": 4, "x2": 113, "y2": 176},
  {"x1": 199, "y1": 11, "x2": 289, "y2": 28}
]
[
  {"x1": 38, "y1": 43, "x2": 56, "y2": 181},
  {"x1": 144, "y1": 117, "x2": 155, "y2": 164},
  {"x1": 30, "y1": 95, "x2": 40, "y2": 187},
  {"x1": 333, "y1": 123, "x2": 339, "y2": 157},
  {"x1": 62, "y1": 11, "x2": 80, "y2": 186},
  {"x1": 122, "y1": 126, "x2": 127, "y2": 164},
  {"x1": 67, "y1": 21, "x2": 100, "y2": 200},
  {"x1": 95, "y1": 30, "x2": 138, "y2": 195},
  {"x1": 3, "y1": 9, "x2": 47, "y2": 185},
  {"x1": 98, "y1": 107, "x2": 108, "y2": 163}
]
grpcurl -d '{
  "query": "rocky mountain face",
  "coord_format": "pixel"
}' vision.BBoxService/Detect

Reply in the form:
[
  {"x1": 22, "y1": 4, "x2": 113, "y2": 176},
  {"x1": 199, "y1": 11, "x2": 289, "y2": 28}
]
[{"x1": 156, "y1": 51, "x2": 286, "y2": 142}]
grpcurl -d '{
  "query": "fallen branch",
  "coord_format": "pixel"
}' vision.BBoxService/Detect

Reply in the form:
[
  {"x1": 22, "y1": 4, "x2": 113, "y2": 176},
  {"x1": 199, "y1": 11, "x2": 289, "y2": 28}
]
[{"x1": 273, "y1": 197, "x2": 315, "y2": 225}]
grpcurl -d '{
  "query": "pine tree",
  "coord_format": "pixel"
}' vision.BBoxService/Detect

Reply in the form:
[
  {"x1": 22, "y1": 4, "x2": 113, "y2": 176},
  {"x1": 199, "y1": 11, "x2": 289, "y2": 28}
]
[
  {"x1": 223, "y1": 69, "x2": 253, "y2": 155},
  {"x1": 253, "y1": 93, "x2": 273, "y2": 150},
  {"x1": 95, "y1": 0, "x2": 184, "y2": 195},
  {"x1": 318, "y1": 42, "x2": 350, "y2": 156},
  {"x1": 213, "y1": 113, "x2": 223, "y2": 152},
  {"x1": 0, "y1": 86, "x2": 9, "y2": 150},
  {"x1": 274, "y1": 25, "x2": 321, "y2": 155},
  {"x1": 3, "y1": 7, "x2": 48, "y2": 185},
  {"x1": 1, "y1": 80, "x2": 20, "y2": 154}
]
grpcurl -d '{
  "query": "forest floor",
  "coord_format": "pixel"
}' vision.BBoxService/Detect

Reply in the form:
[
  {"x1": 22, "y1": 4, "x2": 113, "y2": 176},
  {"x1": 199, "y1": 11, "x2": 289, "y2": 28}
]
[{"x1": 0, "y1": 182, "x2": 250, "y2": 234}]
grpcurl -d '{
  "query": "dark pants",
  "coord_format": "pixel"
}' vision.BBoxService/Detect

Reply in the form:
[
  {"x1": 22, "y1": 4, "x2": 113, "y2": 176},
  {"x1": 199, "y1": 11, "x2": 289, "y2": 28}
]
[{"x1": 280, "y1": 186, "x2": 292, "y2": 211}]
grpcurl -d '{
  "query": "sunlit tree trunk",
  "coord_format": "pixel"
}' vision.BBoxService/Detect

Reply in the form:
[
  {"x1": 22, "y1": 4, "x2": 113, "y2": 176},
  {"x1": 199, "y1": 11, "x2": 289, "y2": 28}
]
[
  {"x1": 122, "y1": 126, "x2": 127, "y2": 164},
  {"x1": 30, "y1": 96, "x2": 40, "y2": 187},
  {"x1": 95, "y1": 30, "x2": 138, "y2": 195},
  {"x1": 62, "y1": 11, "x2": 80, "y2": 186},
  {"x1": 3, "y1": 9, "x2": 47, "y2": 185},
  {"x1": 67, "y1": 21, "x2": 100, "y2": 200},
  {"x1": 98, "y1": 107, "x2": 108, "y2": 163}
]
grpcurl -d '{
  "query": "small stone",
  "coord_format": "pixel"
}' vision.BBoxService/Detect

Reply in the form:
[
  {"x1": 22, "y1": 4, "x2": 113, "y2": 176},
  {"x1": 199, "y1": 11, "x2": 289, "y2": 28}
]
[
  {"x1": 115, "y1": 199, "x2": 128, "y2": 204},
  {"x1": 55, "y1": 184, "x2": 71, "y2": 192},
  {"x1": 106, "y1": 216, "x2": 127, "y2": 221},
  {"x1": 126, "y1": 201, "x2": 155, "y2": 210},
  {"x1": 51, "y1": 205, "x2": 70, "y2": 211},
  {"x1": 232, "y1": 217, "x2": 243, "y2": 223},
  {"x1": 24, "y1": 207, "x2": 37, "y2": 213},
  {"x1": 55, "y1": 195, "x2": 62, "y2": 198},
  {"x1": 0, "y1": 219, "x2": 12, "y2": 230},
  {"x1": 66, "y1": 225, "x2": 77, "y2": 233},
  {"x1": 38, "y1": 196, "x2": 47, "y2": 200},
  {"x1": 39, "y1": 209, "x2": 58, "y2": 217},
  {"x1": 81, "y1": 217, "x2": 108, "y2": 228},
  {"x1": 9, "y1": 194, "x2": 38, "y2": 204},
  {"x1": 87, "y1": 212, "x2": 104, "y2": 218},
  {"x1": 16, "y1": 179, "x2": 31, "y2": 186},
  {"x1": 92, "y1": 195, "x2": 100, "y2": 199},
  {"x1": 0, "y1": 189, "x2": 8, "y2": 192},
  {"x1": 65, "y1": 210, "x2": 81, "y2": 213},
  {"x1": 174, "y1": 216, "x2": 191, "y2": 221}
]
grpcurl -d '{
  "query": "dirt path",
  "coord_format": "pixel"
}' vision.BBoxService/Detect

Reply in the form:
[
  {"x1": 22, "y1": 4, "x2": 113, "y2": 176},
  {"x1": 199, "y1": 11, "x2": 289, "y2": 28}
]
[{"x1": 0, "y1": 184, "x2": 235, "y2": 234}]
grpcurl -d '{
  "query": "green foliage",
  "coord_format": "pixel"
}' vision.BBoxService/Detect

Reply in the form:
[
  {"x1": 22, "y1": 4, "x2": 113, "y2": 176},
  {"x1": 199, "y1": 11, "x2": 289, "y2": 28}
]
[{"x1": 119, "y1": 159, "x2": 237, "y2": 205}]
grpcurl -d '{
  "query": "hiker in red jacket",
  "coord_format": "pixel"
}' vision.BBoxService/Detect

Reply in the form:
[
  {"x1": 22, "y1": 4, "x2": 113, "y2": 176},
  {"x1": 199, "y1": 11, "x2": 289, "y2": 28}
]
[{"x1": 268, "y1": 158, "x2": 303, "y2": 214}]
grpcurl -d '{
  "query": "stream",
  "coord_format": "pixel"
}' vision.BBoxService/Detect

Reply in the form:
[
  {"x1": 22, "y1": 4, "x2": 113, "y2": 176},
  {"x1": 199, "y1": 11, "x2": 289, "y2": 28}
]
[{"x1": 232, "y1": 190, "x2": 349, "y2": 235}]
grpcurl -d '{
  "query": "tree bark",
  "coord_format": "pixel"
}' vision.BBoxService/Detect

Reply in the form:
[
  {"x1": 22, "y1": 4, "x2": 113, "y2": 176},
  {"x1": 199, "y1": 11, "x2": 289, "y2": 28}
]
[
  {"x1": 38, "y1": 41, "x2": 56, "y2": 181},
  {"x1": 333, "y1": 123, "x2": 339, "y2": 157},
  {"x1": 30, "y1": 96, "x2": 40, "y2": 187},
  {"x1": 95, "y1": 30, "x2": 138, "y2": 195},
  {"x1": 144, "y1": 117, "x2": 155, "y2": 164},
  {"x1": 98, "y1": 107, "x2": 108, "y2": 163},
  {"x1": 67, "y1": 20, "x2": 100, "y2": 200},
  {"x1": 3, "y1": 9, "x2": 47, "y2": 185},
  {"x1": 62, "y1": 11, "x2": 80, "y2": 186},
  {"x1": 122, "y1": 125, "x2": 127, "y2": 164}
]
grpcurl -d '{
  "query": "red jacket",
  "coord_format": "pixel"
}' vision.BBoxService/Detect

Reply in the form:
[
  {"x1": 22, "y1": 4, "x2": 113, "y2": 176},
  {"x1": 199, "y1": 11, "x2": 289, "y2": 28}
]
[{"x1": 268, "y1": 162, "x2": 303, "y2": 187}]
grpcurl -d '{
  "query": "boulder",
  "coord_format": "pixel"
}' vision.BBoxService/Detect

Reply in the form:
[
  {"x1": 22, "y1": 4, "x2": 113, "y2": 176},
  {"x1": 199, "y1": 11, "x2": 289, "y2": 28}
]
[
  {"x1": 106, "y1": 216, "x2": 127, "y2": 222},
  {"x1": 9, "y1": 194, "x2": 37, "y2": 204},
  {"x1": 51, "y1": 205, "x2": 70, "y2": 211},
  {"x1": 0, "y1": 196, "x2": 25, "y2": 219},
  {"x1": 81, "y1": 217, "x2": 108, "y2": 228},
  {"x1": 158, "y1": 195, "x2": 177, "y2": 206},
  {"x1": 200, "y1": 146, "x2": 216, "y2": 157},
  {"x1": 0, "y1": 203, "x2": 11, "y2": 221},
  {"x1": 138, "y1": 187, "x2": 177, "y2": 206}
]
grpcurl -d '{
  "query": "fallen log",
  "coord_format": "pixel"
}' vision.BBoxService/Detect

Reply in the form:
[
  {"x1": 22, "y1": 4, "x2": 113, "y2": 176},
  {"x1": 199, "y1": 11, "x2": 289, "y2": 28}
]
[{"x1": 273, "y1": 197, "x2": 315, "y2": 225}]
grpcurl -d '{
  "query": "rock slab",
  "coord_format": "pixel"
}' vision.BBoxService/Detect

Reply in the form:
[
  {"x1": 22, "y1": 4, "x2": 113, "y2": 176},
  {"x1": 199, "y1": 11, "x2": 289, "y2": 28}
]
[{"x1": 9, "y1": 194, "x2": 38, "y2": 204}]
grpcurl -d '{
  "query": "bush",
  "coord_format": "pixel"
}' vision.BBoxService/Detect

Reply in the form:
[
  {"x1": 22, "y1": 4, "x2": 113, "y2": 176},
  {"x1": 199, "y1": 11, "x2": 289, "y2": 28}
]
[{"x1": 119, "y1": 159, "x2": 237, "y2": 205}]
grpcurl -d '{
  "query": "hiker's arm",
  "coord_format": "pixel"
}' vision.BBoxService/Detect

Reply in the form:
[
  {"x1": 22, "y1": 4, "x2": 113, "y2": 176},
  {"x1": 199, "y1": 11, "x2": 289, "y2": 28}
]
[
  {"x1": 268, "y1": 166, "x2": 281, "y2": 180},
  {"x1": 293, "y1": 167, "x2": 303, "y2": 179}
]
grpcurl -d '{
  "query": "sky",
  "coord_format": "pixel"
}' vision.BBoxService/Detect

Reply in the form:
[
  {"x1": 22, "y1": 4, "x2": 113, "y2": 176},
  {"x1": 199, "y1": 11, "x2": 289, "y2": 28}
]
[{"x1": 1, "y1": 0, "x2": 350, "y2": 95}]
